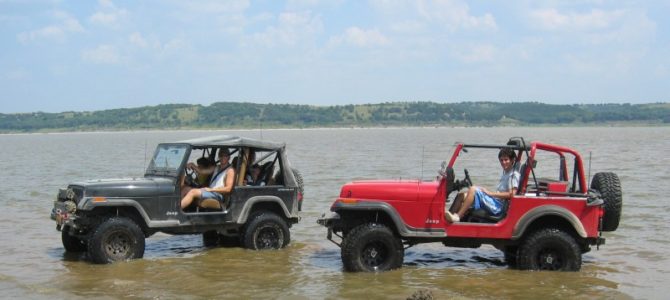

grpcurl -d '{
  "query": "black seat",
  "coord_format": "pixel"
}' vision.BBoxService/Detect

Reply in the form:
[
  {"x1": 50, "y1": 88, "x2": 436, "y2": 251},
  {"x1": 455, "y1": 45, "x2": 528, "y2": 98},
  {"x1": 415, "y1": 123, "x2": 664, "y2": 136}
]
[{"x1": 466, "y1": 200, "x2": 510, "y2": 223}]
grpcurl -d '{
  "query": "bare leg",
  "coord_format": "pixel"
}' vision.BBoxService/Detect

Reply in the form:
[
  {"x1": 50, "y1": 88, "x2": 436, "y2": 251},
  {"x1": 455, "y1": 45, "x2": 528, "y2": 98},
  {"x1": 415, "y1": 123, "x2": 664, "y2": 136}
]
[
  {"x1": 179, "y1": 174, "x2": 192, "y2": 198},
  {"x1": 449, "y1": 192, "x2": 466, "y2": 213},
  {"x1": 180, "y1": 186, "x2": 193, "y2": 198},
  {"x1": 456, "y1": 186, "x2": 478, "y2": 218},
  {"x1": 181, "y1": 188, "x2": 203, "y2": 209}
]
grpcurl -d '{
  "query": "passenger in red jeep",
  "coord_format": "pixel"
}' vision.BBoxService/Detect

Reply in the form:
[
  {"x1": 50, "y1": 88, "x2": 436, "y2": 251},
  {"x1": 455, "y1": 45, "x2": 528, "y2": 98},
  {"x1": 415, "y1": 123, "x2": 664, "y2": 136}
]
[{"x1": 446, "y1": 148, "x2": 520, "y2": 223}]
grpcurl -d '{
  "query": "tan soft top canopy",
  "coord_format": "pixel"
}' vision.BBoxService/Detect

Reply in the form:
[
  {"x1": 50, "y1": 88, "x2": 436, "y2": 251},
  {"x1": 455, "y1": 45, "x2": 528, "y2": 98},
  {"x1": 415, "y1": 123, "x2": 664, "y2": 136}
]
[{"x1": 177, "y1": 135, "x2": 285, "y2": 150}]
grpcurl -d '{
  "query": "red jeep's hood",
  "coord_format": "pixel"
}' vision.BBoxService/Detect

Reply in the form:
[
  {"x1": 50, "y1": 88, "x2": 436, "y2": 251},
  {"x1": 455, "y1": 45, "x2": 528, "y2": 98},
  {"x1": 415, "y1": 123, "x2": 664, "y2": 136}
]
[{"x1": 339, "y1": 179, "x2": 441, "y2": 202}]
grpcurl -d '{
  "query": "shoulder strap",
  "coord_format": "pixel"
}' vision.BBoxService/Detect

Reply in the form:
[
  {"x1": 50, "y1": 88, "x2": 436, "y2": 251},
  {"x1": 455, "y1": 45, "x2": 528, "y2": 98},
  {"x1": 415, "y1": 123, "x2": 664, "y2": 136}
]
[{"x1": 210, "y1": 163, "x2": 231, "y2": 186}]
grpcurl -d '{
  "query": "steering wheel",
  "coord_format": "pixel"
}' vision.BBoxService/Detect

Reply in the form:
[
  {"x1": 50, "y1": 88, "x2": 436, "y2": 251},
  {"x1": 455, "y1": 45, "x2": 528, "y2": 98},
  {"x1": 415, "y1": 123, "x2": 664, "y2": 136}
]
[
  {"x1": 184, "y1": 167, "x2": 198, "y2": 187},
  {"x1": 463, "y1": 169, "x2": 473, "y2": 187}
]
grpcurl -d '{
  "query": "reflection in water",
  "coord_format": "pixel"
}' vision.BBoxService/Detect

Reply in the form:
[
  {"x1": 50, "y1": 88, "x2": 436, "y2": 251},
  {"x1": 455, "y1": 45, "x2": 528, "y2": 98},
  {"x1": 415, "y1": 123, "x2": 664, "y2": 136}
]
[{"x1": 0, "y1": 127, "x2": 667, "y2": 299}]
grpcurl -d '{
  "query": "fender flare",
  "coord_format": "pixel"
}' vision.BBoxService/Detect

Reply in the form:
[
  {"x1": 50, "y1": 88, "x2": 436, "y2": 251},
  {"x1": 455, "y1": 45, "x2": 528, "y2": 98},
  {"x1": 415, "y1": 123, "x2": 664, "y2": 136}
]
[
  {"x1": 80, "y1": 198, "x2": 179, "y2": 228},
  {"x1": 236, "y1": 195, "x2": 293, "y2": 224},
  {"x1": 512, "y1": 205, "x2": 587, "y2": 239},
  {"x1": 333, "y1": 200, "x2": 446, "y2": 238}
]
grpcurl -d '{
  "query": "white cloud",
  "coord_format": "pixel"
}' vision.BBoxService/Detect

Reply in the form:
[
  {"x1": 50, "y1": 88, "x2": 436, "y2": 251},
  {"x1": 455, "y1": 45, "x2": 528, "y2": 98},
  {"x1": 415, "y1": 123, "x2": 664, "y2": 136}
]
[
  {"x1": 530, "y1": 8, "x2": 625, "y2": 31},
  {"x1": 17, "y1": 11, "x2": 83, "y2": 43},
  {"x1": 329, "y1": 27, "x2": 390, "y2": 47},
  {"x1": 251, "y1": 11, "x2": 323, "y2": 47},
  {"x1": 417, "y1": 0, "x2": 497, "y2": 31},
  {"x1": 82, "y1": 45, "x2": 121, "y2": 64},
  {"x1": 129, "y1": 32, "x2": 148, "y2": 48},
  {"x1": 389, "y1": 20, "x2": 426, "y2": 34},
  {"x1": 452, "y1": 44, "x2": 496, "y2": 63},
  {"x1": 4, "y1": 68, "x2": 31, "y2": 81},
  {"x1": 372, "y1": 0, "x2": 497, "y2": 32},
  {"x1": 175, "y1": 0, "x2": 250, "y2": 14},
  {"x1": 89, "y1": 0, "x2": 128, "y2": 29}
]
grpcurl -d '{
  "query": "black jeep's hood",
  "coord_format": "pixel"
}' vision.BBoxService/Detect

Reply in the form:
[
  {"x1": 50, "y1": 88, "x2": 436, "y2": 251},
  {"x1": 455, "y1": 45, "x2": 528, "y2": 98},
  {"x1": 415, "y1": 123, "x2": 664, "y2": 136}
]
[{"x1": 71, "y1": 177, "x2": 175, "y2": 198}]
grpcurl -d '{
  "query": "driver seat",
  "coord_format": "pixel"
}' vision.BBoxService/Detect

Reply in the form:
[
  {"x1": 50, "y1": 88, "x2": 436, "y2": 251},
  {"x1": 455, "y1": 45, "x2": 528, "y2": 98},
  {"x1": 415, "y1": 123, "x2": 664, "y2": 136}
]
[
  {"x1": 197, "y1": 198, "x2": 223, "y2": 211},
  {"x1": 466, "y1": 200, "x2": 510, "y2": 223}
]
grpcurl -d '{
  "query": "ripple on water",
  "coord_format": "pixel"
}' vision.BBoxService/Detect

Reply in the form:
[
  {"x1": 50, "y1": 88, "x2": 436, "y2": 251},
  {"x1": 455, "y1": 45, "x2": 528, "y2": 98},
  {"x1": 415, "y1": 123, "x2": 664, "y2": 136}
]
[{"x1": 0, "y1": 128, "x2": 668, "y2": 299}]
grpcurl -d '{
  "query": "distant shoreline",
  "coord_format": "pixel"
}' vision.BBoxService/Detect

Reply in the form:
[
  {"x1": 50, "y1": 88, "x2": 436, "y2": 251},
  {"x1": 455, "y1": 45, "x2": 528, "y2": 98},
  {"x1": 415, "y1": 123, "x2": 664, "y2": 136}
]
[
  {"x1": 1, "y1": 122, "x2": 667, "y2": 135},
  {"x1": 1, "y1": 101, "x2": 668, "y2": 134}
]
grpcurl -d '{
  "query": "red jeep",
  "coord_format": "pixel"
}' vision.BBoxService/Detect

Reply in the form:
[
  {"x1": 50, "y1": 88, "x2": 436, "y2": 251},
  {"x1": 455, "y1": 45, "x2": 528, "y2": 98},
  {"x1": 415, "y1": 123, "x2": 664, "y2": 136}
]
[{"x1": 317, "y1": 137, "x2": 622, "y2": 272}]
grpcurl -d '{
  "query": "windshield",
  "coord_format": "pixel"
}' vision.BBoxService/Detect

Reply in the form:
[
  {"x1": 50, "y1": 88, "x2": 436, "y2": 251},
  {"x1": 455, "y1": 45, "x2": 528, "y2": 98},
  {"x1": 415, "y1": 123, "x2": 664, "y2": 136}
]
[{"x1": 146, "y1": 144, "x2": 188, "y2": 176}]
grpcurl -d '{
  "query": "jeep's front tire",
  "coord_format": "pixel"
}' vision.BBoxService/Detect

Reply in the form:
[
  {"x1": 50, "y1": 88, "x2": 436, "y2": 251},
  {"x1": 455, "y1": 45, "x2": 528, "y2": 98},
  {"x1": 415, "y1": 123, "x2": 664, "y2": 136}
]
[
  {"x1": 591, "y1": 172, "x2": 622, "y2": 232},
  {"x1": 341, "y1": 223, "x2": 404, "y2": 272},
  {"x1": 517, "y1": 228, "x2": 581, "y2": 271},
  {"x1": 87, "y1": 217, "x2": 145, "y2": 264},
  {"x1": 62, "y1": 225, "x2": 87, "y2": 252},
  {"x1": 503, "y1": 246, "x2": 518, "y2": 268},
  {"x1": 242, "y1": 211, "x2": 290, "y2": 250}
]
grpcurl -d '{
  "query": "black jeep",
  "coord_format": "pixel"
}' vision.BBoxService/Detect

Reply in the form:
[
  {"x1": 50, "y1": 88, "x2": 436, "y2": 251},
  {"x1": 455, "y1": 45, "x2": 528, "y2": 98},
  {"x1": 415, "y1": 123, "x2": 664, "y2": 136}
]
[{"x1": 51, "y1": 135, "x2": 304, "y2": 264}]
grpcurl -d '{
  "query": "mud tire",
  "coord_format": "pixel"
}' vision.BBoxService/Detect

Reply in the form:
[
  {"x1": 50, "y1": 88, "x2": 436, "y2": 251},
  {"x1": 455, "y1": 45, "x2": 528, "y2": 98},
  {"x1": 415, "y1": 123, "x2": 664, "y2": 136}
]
[
  {"x1": 88, "y1": 217, "x2": 145, "y2": 264},
  {"x1": 291, "y1": 168, "x2": 304, "y2": 195},
  {"x1": 591, "y1": 172, "x2": 622, "y2": 232},
  {"x1": 503, "y1": 246, "x2": 518, "y2": 268},
  {"x1": 61, "y1": 225, "x2": 87, "y2": 252},
  {"x1": 242, "y1": 211, "x2": 290, "y2": 250},
  {"x1": 292, "y1": 168, "x2": 304, "y2": 211},
  {"x1": 341, "y1": 223, "x2": 404, "y2": 272},
  {"x1": 517, "y1": 228, "x2": 581, "y2": 271}
]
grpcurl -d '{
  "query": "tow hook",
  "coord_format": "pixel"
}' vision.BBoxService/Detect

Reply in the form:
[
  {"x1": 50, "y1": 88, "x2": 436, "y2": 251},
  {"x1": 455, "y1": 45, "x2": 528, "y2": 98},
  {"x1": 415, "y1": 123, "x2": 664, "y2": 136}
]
[{"x1": 326, "y1": 228, "x2": 342, "y2": 248}]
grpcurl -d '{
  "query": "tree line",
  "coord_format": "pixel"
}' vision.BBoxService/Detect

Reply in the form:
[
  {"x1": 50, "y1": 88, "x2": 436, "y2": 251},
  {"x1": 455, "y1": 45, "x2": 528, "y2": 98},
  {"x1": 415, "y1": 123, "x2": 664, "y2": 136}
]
[{"x1": 1, "y1": 101, "x2": 668, "y2": 132}]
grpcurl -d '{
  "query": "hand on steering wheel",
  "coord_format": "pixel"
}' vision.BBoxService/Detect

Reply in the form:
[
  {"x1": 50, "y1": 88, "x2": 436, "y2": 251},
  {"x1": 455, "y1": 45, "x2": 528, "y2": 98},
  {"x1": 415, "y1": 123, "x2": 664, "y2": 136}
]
[
  {"x1": 463, "y1": 169, "x2": 473, "y2": 187},
  {"x1": 184, "y1": 167, "x2": 197, "y2": 187}
]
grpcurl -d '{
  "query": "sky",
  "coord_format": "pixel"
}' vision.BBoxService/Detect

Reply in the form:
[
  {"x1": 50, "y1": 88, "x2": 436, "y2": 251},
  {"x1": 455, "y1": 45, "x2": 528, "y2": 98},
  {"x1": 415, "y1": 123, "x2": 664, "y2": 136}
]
[{"x1": 1, "y1": 0, "x2": 669, "y2": 113}]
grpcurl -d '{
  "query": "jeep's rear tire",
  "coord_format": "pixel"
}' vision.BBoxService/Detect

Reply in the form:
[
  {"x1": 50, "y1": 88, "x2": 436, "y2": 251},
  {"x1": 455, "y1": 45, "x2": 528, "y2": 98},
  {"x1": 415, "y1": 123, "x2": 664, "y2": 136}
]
[
  {"x1": 591, "y1": 172, "x2": 622, "y2": 232},
  {"x1": 242, "y1": 211, "x2": 290, "y2": 250},
  {"x1": 341, "y1": 223, "x2": 404, "y2": 272},
  {"x1": 61, "y1": 226, "x2": 87, "y2": 252},
  {"x1": 517, "y1": 228, "x2": 581, "y2": 271},
  {"x1": 88, "y1": 217, "x2": 145, "y2": 264}
]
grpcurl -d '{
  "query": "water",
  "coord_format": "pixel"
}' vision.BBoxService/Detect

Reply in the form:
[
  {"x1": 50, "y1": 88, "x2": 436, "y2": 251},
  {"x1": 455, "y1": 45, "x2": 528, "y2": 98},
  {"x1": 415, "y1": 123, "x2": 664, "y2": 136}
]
[{"x1": 0, "y1": 127, "x2": 668, "y2": 299}]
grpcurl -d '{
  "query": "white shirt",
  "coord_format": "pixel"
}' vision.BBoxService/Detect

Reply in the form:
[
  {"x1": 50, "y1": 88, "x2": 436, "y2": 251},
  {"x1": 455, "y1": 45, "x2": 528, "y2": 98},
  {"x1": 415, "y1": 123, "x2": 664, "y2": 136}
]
[
  {"x1": 209, "y1": 164, "x2": 230, "y2": 188},
  {"x1": 496, "y1": 168, "x2": 520, "y2": 192}
]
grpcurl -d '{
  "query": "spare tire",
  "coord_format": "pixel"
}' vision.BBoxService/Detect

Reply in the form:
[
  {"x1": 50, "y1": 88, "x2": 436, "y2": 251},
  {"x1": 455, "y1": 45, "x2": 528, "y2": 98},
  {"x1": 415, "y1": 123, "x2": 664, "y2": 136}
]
[
  {"x1": 591, "y1": 172, "x2": 622, "y2": 232},
  {"x1": 291, "y1": 168, "x2": 304, "y2": 194},
  {"x1": 291, "y1": 168, "x2": 304, "y2": 211}
]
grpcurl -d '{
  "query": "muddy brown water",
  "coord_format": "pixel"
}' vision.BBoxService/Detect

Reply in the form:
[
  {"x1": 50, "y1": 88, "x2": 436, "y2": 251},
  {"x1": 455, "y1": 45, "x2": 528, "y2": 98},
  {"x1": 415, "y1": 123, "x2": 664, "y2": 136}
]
[{"x1": 0, "y1": 127, "x2": 668, "y2": 299}]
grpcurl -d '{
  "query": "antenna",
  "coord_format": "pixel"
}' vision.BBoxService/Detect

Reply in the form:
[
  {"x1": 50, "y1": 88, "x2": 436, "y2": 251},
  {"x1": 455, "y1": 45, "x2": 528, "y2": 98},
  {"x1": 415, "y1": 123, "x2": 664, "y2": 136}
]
[
  {"x1": 144, "y1": 139, "x2": 147, "y2": 173},
  {"x1": 587, "y1": 151, "x2": 592, "y2": 190},
  {"x1": 420, "y1": 145, "x2": 425, "y2": 180},
  {"x1": 259, "y1": 108, "x2": 264, "y2": 140}
]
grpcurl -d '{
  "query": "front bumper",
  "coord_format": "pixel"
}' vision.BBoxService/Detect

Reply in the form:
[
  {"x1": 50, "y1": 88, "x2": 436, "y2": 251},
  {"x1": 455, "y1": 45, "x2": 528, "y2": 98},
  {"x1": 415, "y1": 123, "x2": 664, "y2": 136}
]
[
  {"x1": 50, "y1": 200, "x2": 77, "y2": 230},
  {"x1": 316, "y1": 212, "x2": 340, "y2": 227},
  {"x1": 317, "y1": 212, "x2": 342, "y2": 247}
]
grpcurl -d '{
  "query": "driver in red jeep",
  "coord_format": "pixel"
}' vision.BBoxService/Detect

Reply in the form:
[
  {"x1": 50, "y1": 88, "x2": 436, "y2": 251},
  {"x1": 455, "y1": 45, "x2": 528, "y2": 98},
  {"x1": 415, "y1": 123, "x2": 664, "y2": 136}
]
[{"x1": 446, "y1": 148, "x2": 521, "y2": 223}]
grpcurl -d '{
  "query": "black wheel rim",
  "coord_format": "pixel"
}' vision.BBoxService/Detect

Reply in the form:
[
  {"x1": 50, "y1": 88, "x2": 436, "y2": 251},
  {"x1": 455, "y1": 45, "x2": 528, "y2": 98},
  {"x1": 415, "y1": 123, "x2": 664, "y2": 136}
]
[
  {"x1": 361, "y1": 241, "x2": 389, "y2": 270},
  {"x1": 255, "y1": 225, "x2": 282, "y2": 249},
  {"x1": 103, "y1": 230, "x2": 132, "y2": 259},
  {"x1": 537, "y1": 249, "x2": 564, "y2": 270}
]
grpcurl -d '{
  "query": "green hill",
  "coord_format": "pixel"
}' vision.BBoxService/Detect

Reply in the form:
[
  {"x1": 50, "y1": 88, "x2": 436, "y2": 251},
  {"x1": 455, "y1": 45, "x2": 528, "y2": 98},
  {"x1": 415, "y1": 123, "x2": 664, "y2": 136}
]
[{"x1": 1, "y1": 101, "x2": 668, "y2": 132}]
